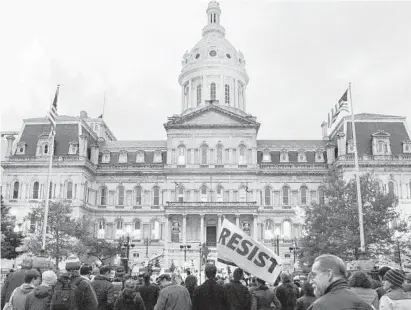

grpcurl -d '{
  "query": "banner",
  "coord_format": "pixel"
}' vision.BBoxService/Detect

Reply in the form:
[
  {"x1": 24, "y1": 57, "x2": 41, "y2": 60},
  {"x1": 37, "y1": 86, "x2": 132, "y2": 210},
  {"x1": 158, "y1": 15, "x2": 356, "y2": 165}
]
[{"x1": 217, "y1": 220, "x2": 282, "y2": 283}]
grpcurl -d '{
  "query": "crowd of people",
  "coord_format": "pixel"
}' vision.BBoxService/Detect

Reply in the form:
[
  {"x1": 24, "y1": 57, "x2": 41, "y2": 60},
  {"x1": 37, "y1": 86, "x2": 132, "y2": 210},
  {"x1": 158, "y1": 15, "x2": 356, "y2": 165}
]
[{"x1": 1, "y1": 254, "x2": 411, "y2": 310}]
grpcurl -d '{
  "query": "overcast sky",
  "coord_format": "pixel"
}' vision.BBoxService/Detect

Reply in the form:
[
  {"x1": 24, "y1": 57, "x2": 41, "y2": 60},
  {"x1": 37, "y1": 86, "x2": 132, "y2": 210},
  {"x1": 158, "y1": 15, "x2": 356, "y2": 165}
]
[{"x1": 1, "y1": 0, "x2": 411, "y2": 141}]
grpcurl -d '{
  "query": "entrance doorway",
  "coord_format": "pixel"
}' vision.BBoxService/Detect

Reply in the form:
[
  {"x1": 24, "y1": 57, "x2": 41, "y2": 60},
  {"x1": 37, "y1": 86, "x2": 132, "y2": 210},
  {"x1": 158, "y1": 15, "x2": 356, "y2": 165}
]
[{"x1": 206, "y1": 226, "x2": 217, "y2": 246}]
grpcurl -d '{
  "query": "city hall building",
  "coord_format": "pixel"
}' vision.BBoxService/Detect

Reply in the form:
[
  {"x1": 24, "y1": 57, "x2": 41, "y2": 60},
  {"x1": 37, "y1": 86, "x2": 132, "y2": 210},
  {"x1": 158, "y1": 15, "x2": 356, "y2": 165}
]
[{"x1": 2, "y1": 1, "x2": 411, "y2": 272}]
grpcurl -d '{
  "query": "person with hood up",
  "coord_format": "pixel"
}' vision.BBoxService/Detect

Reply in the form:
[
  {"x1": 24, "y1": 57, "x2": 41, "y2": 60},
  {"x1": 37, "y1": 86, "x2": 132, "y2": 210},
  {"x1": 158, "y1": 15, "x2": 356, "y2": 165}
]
[
  {"x1": 10, "y1": 269, "x2": 41, "y2": 310},
  {"x1": 24, "y1": 270, "x2": 58, "y2": 310},
  {"x1": 379, "y1": 269, "x2": 411, "y2": 309},
  {"x1": 137, "y1": 273, "x2": 160, "y2": 310},
  {"x1": 1, "y1": 258, "x2": 34, "y2": 308},
  {"x1": 224, "y1": 268, "x2": 251, "y2": 310},
  {"x1": 114, "y1": 279, "x2": 146, "y2": 310}
]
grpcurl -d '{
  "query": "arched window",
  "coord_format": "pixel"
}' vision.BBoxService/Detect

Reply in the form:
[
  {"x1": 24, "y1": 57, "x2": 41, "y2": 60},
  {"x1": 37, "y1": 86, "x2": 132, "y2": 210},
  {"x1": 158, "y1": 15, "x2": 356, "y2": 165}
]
[
  {"x1": 13, "y1": 181, "x2": 19, "y2": 199},
  {"x1": 201, "y1": 145, "x2": 208, "y2": 165},
  {"x1": 216, "y1": 186, "x2": 223, "y2": 202},
  {"x1": 318, "y1": 187, "x2": 325, "y2": 205},
  {"x1": 300, "y1": 186, "x2": 308, "y2": 205},
  {"x1": 225, "y1": 84, "x2": 230, "y2": 104},
  {"x1": 153, "y1": 186, "x2": 160, "y2": 205},
  {"x1": 200, "y1": 186, "x2": 208, "y2": 202},
  {"x1": 44, "y1": 144, "x2": 49, "y2": 154},
  {"x1": 210, "y1": 83, "x2": 216, "y2": 100},
  {"x1": 283, "y1": 221, "x2": 292, "y2": 238},
  {"x1": 178, "y1": 187, "x2": 184, "y2": 202},
  {"x1": 282, "y1": 186, "x2": 289, "y2": 205},
  {"x1": 118, "y1": 185, "x2": 125, "y2": 205},
  {"x1": 239, "y1": 187, "x2": 246, "y2": 202},
  {"x1": 388, "y1": 181, "x2": 395, "y2": 196},
  {"x1": 100, "y1": 187, "x2": 107, "y2": 205},
  {"x1": 67, "y1": 182, "x2": 73, "y2": 199},
  {"x1": 178, "y1": 146, "x2": 186, "y2": 165},
  {"x1": 135, "y1": 186, "x2": 142, "y2": 205},
  {"x1": 264, "y1": 187, "x2": 271, "y2": 206},
  {"x1": 216, "y1": 144, "x2": 223, "y2": 165},
  {"x1": 151, "y1": 220, "x2": 160, "y2": 240},
  {"x1": 33, "y1": 182, "x2": 40, "y2": 199},
  {"x1": 239, "y1": 145, "x2": 246, "y2": 164},
  {"x1": 116, "y1": 220, "x2": 123, "y2": 230},
  {"x1": 133, "y1": 221, "x2": 141, "y2": 240},
  {"x1": 197, "y1": 85, "x2": 202, "y2": 106},
  {"x1": 264, "y1": 220, "x2": 274, "y2": 240}
]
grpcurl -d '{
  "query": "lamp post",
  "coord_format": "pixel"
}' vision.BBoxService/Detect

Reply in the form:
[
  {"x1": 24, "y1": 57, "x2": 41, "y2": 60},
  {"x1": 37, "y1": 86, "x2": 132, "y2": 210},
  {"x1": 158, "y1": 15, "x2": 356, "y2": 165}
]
[
  {"x1": 289, "y1": 238, "x2": 300, "y2": 271},
  {"x1": 180, "y1": 244, "x2": 191, "y2": 262},
  {"x1": 144, "y1": 237, "x2": 151, "y2": 258},
  {"x1": 119, "y1": 234, "x2": 135, "y2": 274},
  {"x1": 270, "y1": 236, "x2": 280, "y2": 256}
]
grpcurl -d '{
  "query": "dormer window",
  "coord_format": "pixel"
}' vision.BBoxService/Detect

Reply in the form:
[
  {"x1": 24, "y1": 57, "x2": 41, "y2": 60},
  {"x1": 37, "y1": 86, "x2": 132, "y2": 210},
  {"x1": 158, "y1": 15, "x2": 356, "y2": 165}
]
[
  {"x1": 102, "y1": 150, "x2": 110, "y2": 163},
  {"x1": 347, "y1": 140, "x2": 355, "y2": 153},
  {"x1": 118, "y1": 150, "x2": 128, "y2": 163},
  {"x1": 153, "y1": 151, "x2": 162, "y2": 163},
  {"x1": 68, "y1": 142, "x2": 79, "y2": 155},
  {"x1": 16, "y1": 142, "x2": 26, "y2": 155},
  {"x1": 280, "y1": 149, "x2": 289, "y2": 163},
  {"x1": 43, "y1": 143, "x2": 49, "y2": 154},
  {"x1": 136, "y1": 151, "x2": 145, "y2": 163},
  {"x1": 262, "y1": 149, "x2": 271, "y2": 163},
  {"x1": 298, "y1": 150, "x2": 307, "y2": 163},
  {"x1": 315, "y1": 149, "x2": 325, "y2": 162},
  {"x1": 403, "y1": 140, "x2": 411, "y2": 153},
  {"x1": 372, "y1": 131, "x2": 391, "y2": 155}
]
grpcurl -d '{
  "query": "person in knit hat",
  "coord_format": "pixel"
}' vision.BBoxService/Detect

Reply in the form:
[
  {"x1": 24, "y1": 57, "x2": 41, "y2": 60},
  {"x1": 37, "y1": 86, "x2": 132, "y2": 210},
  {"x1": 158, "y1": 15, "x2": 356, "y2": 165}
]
[
  {"x1": 379, "y1": 269, "x2": 411, "y2": 309},
  {"x1": 24, "y1": 270, "x2": 58, "y2": 310}
]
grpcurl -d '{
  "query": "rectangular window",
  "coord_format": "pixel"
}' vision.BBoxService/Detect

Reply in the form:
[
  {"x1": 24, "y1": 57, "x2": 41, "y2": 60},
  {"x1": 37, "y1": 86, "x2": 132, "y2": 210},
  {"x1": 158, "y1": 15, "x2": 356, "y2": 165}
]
[
  {"x1": 136, "y1": 188, "x2": 142, "y2": 205},
  {"x1": 67, "y1": 182, "x2": 73, "y2": 199}
]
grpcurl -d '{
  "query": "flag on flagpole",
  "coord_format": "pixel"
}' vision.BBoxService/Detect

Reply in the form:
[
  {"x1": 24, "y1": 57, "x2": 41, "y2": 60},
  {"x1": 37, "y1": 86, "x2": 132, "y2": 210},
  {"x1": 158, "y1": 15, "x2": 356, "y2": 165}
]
[
  {"x1": 331, "y1": 88, "x2": 349, "y2": 124},
  {"x1": 48, "y1": 85, "x2": 60, "y2": 135}
]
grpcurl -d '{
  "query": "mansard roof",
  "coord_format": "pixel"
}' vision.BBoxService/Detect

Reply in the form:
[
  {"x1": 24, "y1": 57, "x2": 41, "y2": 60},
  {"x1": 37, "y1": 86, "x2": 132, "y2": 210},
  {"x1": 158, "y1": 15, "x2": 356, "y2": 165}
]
[
  {"x1": 257, "y1": 150, "x2": 327, "y2": 164},
  {"x1": 104, "y1": 140, "x2": 167, "y2": 150},
  {"x1": 163, "y1": 104, "x2": 260, "y2": 130},
  {"x1": 98, "y1": 150, "x2": 167, "y2": 165},
  {"x1": 257, "y1": 140, "x2": 326, "y2": 150}
]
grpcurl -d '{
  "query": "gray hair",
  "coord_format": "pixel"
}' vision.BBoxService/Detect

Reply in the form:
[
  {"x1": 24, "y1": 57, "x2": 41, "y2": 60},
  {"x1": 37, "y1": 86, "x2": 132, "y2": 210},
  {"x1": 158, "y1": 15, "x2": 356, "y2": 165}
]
[
  {"x1": 314, "y1": 254, "x2": 347, "y2": 278},
  {"x1": 171, "y1": 273, "x2": 183, "y2": 285}
]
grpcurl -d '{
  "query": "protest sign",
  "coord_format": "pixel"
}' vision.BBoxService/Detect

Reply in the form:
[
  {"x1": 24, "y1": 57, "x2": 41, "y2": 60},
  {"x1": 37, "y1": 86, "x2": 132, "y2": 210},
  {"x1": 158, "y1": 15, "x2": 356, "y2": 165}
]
[{"x1": 217, "y1": 219, "x2": 282, "y2": 283}]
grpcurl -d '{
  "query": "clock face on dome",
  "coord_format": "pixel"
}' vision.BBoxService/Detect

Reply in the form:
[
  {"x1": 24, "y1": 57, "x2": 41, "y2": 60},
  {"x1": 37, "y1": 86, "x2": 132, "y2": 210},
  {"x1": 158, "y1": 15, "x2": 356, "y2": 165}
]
[
  {"x1": 209, "y1": 50, "x2": 217, "y2": 57},
  {"x1": 226, "y1": 54, "x2": 231, "y2": 59}
]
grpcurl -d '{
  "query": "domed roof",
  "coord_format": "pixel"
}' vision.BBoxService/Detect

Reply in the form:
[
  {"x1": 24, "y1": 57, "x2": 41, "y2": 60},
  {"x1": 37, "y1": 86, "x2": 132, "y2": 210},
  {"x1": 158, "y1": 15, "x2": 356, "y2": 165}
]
[{"x1": 179, "y1": 1, "x2": 248, "y2": 83}]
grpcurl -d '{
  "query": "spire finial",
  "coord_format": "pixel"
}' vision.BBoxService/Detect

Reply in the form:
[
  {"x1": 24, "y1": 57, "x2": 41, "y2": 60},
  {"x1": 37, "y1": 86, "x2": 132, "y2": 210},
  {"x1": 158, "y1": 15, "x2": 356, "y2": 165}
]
[{"x1": 203, "y1": 1, "x2": 225, "y2": 37}]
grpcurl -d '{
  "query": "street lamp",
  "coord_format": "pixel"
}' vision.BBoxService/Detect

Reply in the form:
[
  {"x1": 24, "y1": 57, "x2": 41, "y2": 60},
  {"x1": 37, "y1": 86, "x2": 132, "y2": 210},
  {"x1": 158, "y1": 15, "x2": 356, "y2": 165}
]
[
  {"x1": 270, "y1": 236, "x2": 280, "y2": 256},
  {"x1": 180, "y1": 244, "x2": 191, "y2": 262},
  {"x1": 119, "y1": 234, "x2": 135, "y2": 274},
  {"x1": 289, "y1": 238, "x2": 300, "y2": 271}
]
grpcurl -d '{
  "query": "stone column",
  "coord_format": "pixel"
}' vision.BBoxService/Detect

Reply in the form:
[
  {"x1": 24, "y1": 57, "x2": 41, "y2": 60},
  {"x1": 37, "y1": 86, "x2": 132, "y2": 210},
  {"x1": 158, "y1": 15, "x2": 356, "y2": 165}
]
[
  {"x1": 217, "y1": 214, "x2": 222, "y2": 239},
  {"x1": 200, "y1": 214, "x2": 205, "y2": 244},
  {"x1": 234, "y1": 79, "x2": 237, "y2": 108},
  {"x1": 337, "y1": 132, "x2": 346, "y2": 157},
  {"x1": 6, "y1": 135, "x2": 15, "y2": 157},
  {"x1": 79, "y1": 134, "x2": 88, "y2": 158},
  {"x1": 326, "y1": 143, "x2": 336, "y2": 165},
  {"x1": 182, "y1": 214, "x2": 187, "y2": 244},
  {"x1": 220, "y1": 75, "x2": 224, "y2": 104},
  {"x1": 188, "y1": 79, "x2": 192, "y2": 109},
  {"x1": 253, "y1": 215, "x2": 258, "y2": 239},
  {"x1": 235, "y1": 215, "x2": 240, "y2": 227},
  {"x1": 181, "y1": 85, "x2": 185, "y2": 112}
]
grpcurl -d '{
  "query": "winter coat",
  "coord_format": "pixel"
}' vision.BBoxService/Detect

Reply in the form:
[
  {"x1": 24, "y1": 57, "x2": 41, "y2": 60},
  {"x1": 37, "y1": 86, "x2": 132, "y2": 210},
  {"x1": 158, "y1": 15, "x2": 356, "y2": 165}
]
[
  {"x1": 154, "y1": 283, "x2": 191, "y2": 310},
  {"x1": 91, "y1": 275, "x2": 115, "y2": 310},
  {"x1": 1, "y1": 268, "x2": 33, "y2": 308},
  {"x1": 275, "y1": 282, "x2": 299, "y2": 310},
  {"x1": 136, "y1": 283, "x2": 160, "y2": 310},
  {"x1": 24, "y1": 284, "x2": 54, "y2": 310},
  {"x1": 251, "y1": 285, "x2": 281, "y2": 310},
  {"x1": 70, "y1": 273, "x2": 99, "y2": 310},
  {"x1": 192, "y1": 279, "x2": 230, "y2": 310},
  {"x1": 10, "y1": 284, "x2": 36, "y2": 310},
  {"x1": 113, "y1": 288, "x2": 146, "y2": 310},
  {"x1": 350, "y1": 287, "x2": 379, "y2": 310},
  {"x1": 224, "y1": 279, "x2": 252, "y2": 310},
  {"x1": 308, "y1": 279, "x2": 373, "y2": 310},
  {"x1": 379, "y1": 288, "x2": 411, "y2": 309},
  {"x1": 296, "y1": 295, "x2": 317, "y2": 310}
]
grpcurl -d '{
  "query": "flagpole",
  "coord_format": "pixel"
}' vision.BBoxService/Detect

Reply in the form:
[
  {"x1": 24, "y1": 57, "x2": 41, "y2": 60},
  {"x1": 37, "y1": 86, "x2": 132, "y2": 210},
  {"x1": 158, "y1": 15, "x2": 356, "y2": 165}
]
[
  {"x1": 42, "y1": 130, "x2": 54, "y2": 250},
  {"x1": 348, "y1": 83, "x2": 366, "y2": 258}
]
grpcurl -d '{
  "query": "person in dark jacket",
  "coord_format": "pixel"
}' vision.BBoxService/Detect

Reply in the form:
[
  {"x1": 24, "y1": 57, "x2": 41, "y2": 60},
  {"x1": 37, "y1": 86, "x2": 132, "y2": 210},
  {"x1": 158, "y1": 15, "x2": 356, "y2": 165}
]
[
  {"x1": 192, "y1": 264, "x2": 231, "y2": 310},
  {"x1": 224, "y1": 268, "x2": 251, "y2": 310},
  {"x1": 184, "y1": 274, "x2": 198, "y2": 305},
  {"x1": 24, "y1": 270, "x2": 58, "y2": 310},
  {"x1": 375, "y1": 266, "x2": 391, "y2": 300},
  {"x1": 296, "y1": 282, "x2": 316, "y2": 310},
  {"x1": 276, "y1": 272, "x2": 298, "y2": 310},
  {"x1": 251, "y1": 278, "x2": 281, "y2": 310},
  {"x1": 137, "y1": 273, "x2": 160, "y2": 310},
  {"x1": 65, "y1": 256, "x2": 99, "y2": 310},
  {"x1": 308, "y1": 254, "x2": 373, "y2": 310},
  {"x1": 1, "y1": 257, "x2": 34, "y2": 308},
  {"x1": 91, "y1": 265, "x2": 115, "y2": 310},
  {"x1": 10, "y1": 269, "x2": 41, "y2": 310},
  {"x1": 114, "y1": 280, "x2": 146, "y2": 310}
]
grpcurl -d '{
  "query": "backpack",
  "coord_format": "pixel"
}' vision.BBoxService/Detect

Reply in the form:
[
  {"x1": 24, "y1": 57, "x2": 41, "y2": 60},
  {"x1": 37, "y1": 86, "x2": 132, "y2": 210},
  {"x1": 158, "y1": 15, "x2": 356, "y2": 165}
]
[{"x1": 50, "y1": 276, "x2": 80, "y2": 310}]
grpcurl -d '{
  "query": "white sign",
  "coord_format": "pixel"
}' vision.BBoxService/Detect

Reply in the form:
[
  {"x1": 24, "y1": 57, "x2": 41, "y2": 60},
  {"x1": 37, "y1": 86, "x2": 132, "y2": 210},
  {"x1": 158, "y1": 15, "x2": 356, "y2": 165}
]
[{"x1": 217, "y1": 220, "x2": 282, "y2": 283}]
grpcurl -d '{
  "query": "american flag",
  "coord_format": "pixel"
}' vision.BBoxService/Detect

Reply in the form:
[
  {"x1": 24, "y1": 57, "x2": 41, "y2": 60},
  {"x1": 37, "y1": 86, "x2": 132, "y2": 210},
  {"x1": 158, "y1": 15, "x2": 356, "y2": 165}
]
[{"x1": 48, "y1": 85, "x2": 60, "y2": 135}]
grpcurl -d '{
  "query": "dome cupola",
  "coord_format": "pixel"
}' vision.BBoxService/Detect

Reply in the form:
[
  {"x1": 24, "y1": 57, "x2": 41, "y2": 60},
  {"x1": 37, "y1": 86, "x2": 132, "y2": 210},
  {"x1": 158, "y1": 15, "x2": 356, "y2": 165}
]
[{"x1": 178, "y1": 1, "x2": 249, "y2": 115}]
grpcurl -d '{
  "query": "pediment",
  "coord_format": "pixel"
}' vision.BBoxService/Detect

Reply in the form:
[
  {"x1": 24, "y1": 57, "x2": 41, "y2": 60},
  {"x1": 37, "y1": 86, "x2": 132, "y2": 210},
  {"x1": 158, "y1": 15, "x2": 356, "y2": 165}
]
[
  {"x1": 164, "y1": 105, "x2": 260, "y2": 130},
  {"x1": 372, "y1": 130, "x2": 390, "y2": 137}
]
